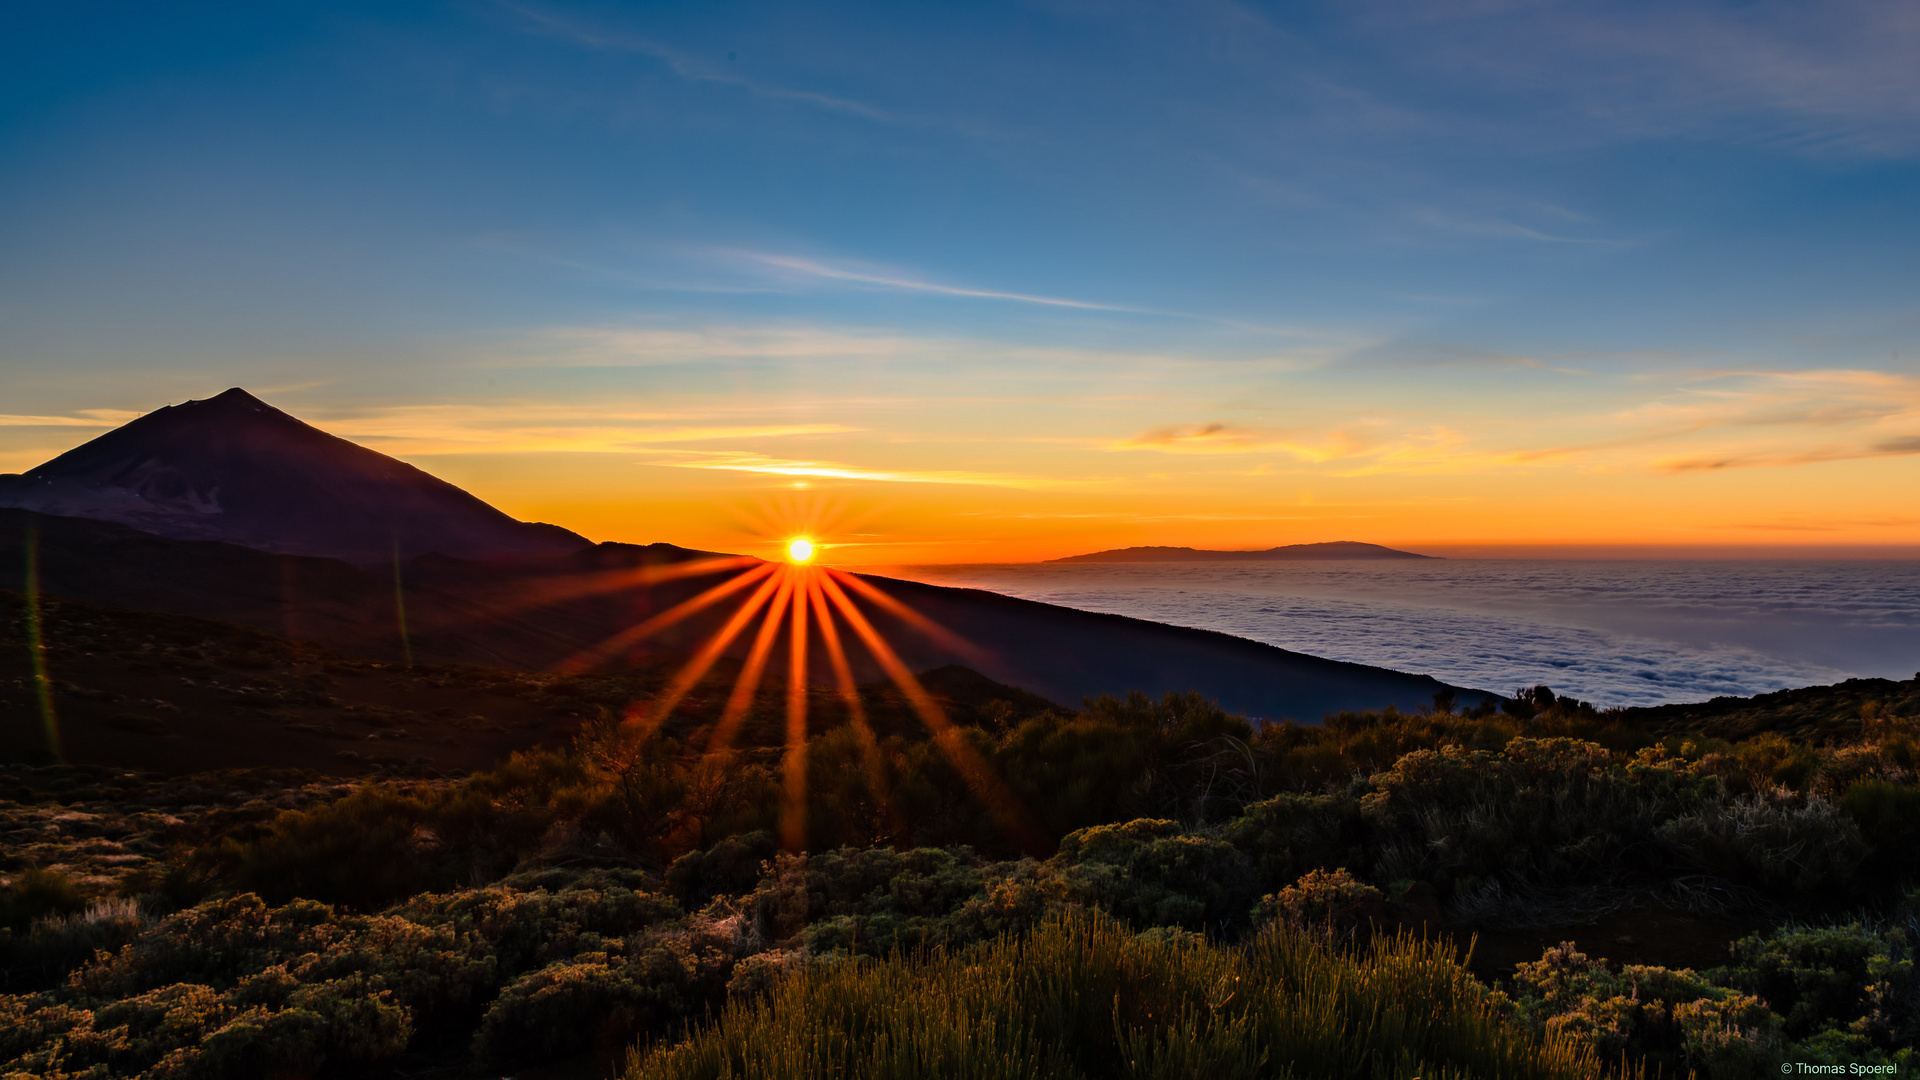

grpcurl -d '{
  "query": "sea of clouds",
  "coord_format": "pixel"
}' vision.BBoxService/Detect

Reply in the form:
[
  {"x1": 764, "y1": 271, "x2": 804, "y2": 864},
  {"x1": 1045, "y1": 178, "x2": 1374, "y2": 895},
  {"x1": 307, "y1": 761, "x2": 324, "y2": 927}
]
[{"x1": 884, "y1": 561, "x2": 1920, "y2": 707}]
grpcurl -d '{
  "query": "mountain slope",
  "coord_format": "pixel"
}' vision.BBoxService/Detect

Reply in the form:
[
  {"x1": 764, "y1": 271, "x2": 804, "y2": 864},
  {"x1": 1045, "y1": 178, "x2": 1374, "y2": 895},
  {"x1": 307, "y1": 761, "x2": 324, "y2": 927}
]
[{"x1": 0, "y1": 388, "x2": 588, "y2": 563}]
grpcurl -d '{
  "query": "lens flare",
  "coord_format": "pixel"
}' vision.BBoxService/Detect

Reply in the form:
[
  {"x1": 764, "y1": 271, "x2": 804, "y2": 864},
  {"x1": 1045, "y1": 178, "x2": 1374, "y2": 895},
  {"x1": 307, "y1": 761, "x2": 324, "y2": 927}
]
[
  {"x1": 787, "y1": 537, "x2": 814, "y2": 563},
  {"x1": 22, "y1": 525, "x2": 62, "y2": 762}
]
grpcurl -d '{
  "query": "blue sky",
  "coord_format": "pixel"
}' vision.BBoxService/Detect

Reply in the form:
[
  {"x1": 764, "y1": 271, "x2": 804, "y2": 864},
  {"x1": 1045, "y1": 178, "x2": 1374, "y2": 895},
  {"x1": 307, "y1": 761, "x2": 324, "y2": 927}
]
[{"x1": 4, "y1": 0, "x2": 1918, "y2": 558}]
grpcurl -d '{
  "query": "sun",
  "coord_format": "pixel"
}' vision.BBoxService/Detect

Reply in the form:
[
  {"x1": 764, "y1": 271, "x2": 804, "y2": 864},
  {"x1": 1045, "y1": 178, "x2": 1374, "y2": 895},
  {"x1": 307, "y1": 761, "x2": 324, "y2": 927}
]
[{"x1": 786, "y1": 537, "x2": 815, "y2": 563}]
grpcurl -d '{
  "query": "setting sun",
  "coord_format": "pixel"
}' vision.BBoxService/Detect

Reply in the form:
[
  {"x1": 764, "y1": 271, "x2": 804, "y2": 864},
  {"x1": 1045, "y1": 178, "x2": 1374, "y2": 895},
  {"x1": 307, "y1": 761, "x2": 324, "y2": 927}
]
[{"x1": 787, "y1": 537, "x2": 815, "y2": 563}]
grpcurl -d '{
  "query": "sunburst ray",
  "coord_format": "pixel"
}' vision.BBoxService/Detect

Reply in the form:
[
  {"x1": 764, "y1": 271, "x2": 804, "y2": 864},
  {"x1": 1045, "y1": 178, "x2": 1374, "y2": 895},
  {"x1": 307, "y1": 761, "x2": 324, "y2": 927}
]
[
  {"x1": 705, "y1": 571, "x2": 798, "y2": 753},
  {"x1": 781, "y1": 568, "x2": 811, "y2": 850},
  {"x1": 557, "y1": 561, "x2": 777, "y2": 673},
  {"x1": 808, "y1": 576, "x2": 901, "y2": 843},
  {"x1": 816, "y1": 571, "x2": 1045, "y2": 851},
  {"x1": 496, "y1": 555, "x2": 760, "y2": 618},
  {"x1": 626, "y1": 567, "x2": 787, "y2": 742},
  {"x1": 828, "y1": 569, "x2": 987, "y2": 664}
]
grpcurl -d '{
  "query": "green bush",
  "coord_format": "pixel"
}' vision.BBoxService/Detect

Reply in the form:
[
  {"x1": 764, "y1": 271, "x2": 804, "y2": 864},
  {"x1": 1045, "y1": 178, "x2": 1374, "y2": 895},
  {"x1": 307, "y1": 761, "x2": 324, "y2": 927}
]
[
  {"x1": 1362, "y1": 738, "x2": 1711, "y2": 891},
  {"x1": 1656, "y1": 791, "x2": 1869, "y2": 896},
  {"x1": 1048, "y1": 819, "x2": 1257, "y2": 930},
  {"x1": 1715, "y1": 922, "x2": 1918, "y2": 1049},
  {"x1": 742, "y1": 846, "x2": 1047, "y2": 955},
  {"x1": 0, "y1": 973, "x2": 411, "y2": 1079},
  {"x1": 396, "y1": 869, "x2": 681, "y2": 974},
  {"x1": 0, "y1": 876, "x2": 706, "y2": 1079},
  {"x1": 473, "y1": 929, "x2": 734, "y2": 1068},
  {"x1": 1217, "y1": 792, "x2": 1362, "y2": 890}
]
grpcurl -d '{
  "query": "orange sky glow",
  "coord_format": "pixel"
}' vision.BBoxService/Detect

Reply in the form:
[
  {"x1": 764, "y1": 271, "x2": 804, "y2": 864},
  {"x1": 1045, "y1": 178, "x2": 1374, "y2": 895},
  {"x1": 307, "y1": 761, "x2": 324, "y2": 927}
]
[{"x1": 7, "y1": 360, "x2": 1920, "y2": 565}]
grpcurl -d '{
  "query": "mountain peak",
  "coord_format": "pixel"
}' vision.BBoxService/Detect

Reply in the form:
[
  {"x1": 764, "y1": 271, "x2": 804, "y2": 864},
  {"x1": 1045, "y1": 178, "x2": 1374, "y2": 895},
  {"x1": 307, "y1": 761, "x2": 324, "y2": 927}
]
[
  {"x1": 199, "y1": 387, "x2": 273, "y2": 411},
  {"x1": 0, "y1": 389, "x2": 591, "y2": 564}
]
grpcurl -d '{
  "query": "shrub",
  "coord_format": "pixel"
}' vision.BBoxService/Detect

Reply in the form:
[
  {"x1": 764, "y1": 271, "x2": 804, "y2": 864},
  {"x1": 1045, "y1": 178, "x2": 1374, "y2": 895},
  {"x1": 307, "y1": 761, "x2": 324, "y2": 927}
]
[
  {"x1": 472, "y1": 931, "x2": 734, "y2": 1068},
  {"x1": 1048, "y1": 819, "x2": 1257, "y2": 930},
  {"x1": 0, "y1": 974, "x2": 411, "y2": 1079},
  {"x1": 1360, "y1": 738, "x2": 1703, "y2": 890},
  {"x1": 1656, "y1": 790, "x2": 1869, "y2": 896},
  {"x1": 0, "y1": 877, "x2": 704, "y2": 1079},
  {"x1": 1505, "y1": 941, "x2": 1781, "y2": 1076},
  {"x1": 1840, "y1": 780, "x2": 1920, "y2": 881},
  {"x1": 1250, "y1": 868, "x2": 1384, "y2": 943},
  {"x1": 0, "y1": 869, "x2": 87, "y2": 930},
  {"x1": 1218, "y1": 792, "x2": 1361, "y2": 890},
  {"x1": 742, "y1": 846, "x2": 1035, "y2": 956},
  {"x1": 2, "y1": 896, "x2": 149, "y2": 990},
  {"x1": 1715, "y1": 922, "x2": 1918, "y2": 1048},
  {"x1": 397, "y1": 871, "x2": 681, "y2": 975},
  {"x1": 625, "y1": 910, "x2": 1601, "y2": 1080},
  {"x1": 724, "y1": 948, "x2": 808, "y2": 1003}
]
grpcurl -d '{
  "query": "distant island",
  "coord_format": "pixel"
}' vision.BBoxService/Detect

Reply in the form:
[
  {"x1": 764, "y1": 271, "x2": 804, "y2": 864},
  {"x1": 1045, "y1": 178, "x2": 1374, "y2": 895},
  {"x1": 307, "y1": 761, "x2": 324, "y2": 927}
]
[{"x1": 1048, "y1": 541, "x2": 1436, "y2": 563}]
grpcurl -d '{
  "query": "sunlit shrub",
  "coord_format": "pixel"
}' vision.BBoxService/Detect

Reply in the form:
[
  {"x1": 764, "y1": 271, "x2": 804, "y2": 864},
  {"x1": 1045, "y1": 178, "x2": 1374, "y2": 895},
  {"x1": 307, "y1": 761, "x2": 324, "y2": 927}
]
[
  {"x1": 395, "y1": 871, "x2": 679, "y2": 975},
  {"x1": 723, "y1": 947, "x2": 808, "y2": 1003},
  {"x1": 1505, "y1": 941, "x2": 1781, "y2": 1076},
  {"x1": 3, "y1": 896, "x2": 149, "y2": 990},
  {"x1": 626, "y1": 910, "x2": 1600, "y2": 1080},
  {"x1": 0, "y1": 868, "x2": 87, "y2": 930},
  {"x1": 1250, "y1": 868, "x2": 1383, "y2": 943}
]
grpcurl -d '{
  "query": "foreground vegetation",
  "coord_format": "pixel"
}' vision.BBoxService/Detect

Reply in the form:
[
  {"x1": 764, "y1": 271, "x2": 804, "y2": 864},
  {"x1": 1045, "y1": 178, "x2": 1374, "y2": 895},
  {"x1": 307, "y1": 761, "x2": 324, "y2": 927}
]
[
  {"x1": 4, "y1": 596, "x2": 1919, "y2": 1077},
  {"x1": 627, "y1": 909, "x2": 1599, "y2": 1080}
]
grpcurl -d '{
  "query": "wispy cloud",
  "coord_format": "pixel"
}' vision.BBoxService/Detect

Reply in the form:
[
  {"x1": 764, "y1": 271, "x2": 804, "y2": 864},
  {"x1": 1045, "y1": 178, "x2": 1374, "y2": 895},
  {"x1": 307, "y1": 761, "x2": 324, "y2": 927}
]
[
  {"x1": 0, "y1": 410, "x2": 144, "y2": 428},
  {"x1": 653, "y1": 453, "x2": 1036, "y2": 487},
  {"x1": 496, "y1": 1, "x2": 896, "y2": 122},
  {"x1": 1381, "y1": 0, "x2": 1920, "y2": 157},
  {"x1": 1354, "y1": 342, "x2": 1595, "y2": 373},
  {"x1": 725, "y1": 251, "x2": 1151, "y2": 313},
  {"x1": 1655, "y1": 441, "x2": 1920, "y2": 473},
  {"x1": 1112, "y1": 421, "x2": 1385, "y2": 463},
  {"x1": 298, "y1": 401, "x2": 860, "y2": 455},
  {"x1": 495, "y1": 320, "x2": 1361, "y2": 377},
  {"x1": 1100, "y1": 366, "x2": 1920, "y2": 478},
  {"x1": 1404, "y1": 206, "x2": 1628, "y2": 246}
]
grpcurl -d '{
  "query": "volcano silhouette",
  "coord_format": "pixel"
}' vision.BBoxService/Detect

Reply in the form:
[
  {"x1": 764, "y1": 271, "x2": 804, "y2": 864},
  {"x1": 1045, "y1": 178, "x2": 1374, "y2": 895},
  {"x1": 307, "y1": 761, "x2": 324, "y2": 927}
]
[{"x1": 0, "y1": 388, "x2": 589, "y2": 563}]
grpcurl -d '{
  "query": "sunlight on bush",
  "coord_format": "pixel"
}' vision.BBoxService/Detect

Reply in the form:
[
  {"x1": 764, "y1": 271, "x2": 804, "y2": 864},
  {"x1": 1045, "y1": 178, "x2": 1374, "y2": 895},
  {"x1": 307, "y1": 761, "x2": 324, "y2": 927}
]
[{"x1": 626, "y1": 910, "x2": 1601, "y2": 1080}]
